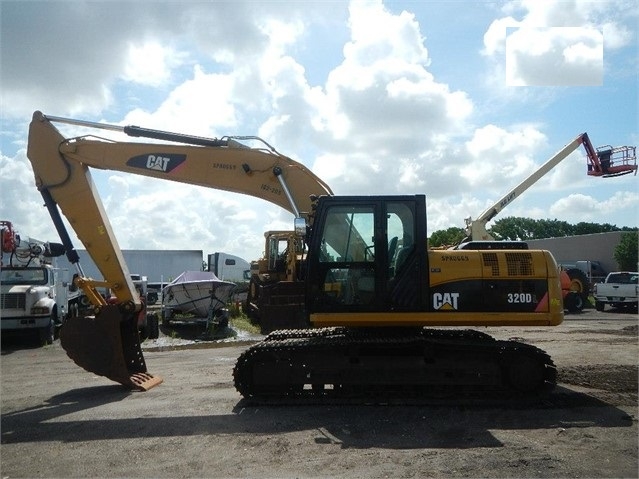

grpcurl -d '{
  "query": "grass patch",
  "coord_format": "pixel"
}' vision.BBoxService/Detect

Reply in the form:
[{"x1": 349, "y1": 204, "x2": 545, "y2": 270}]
[{"x1": 230, "y1": 313, "x2": 261, "y2": 335}]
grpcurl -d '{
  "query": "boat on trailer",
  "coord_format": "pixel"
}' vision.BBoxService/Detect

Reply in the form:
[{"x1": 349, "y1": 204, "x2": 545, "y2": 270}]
[{"x1": 162, "y1": 271, "x2": 236, "y2": 319}]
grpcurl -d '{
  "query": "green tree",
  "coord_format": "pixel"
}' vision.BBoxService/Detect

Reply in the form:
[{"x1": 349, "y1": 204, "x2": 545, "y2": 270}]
[
  {"x1": 614, "y1": 231, "x2": 638, "y2": 270},
  {"x1": 490, "y1": 217, "x2": 539, "y2": 240},
  {"x1": 430, "y1": 218, "x2": 636, "y2": 246},
  {"x1": 489, "y1": 217, "x2": 625, "y2": 240},
  {"x1": 534, "y1": 219, "x2": 573, "y2": 238},
  {"x1": 428, "y1": 227, "x2": 465, "y2": 247},
  {"x1": 573, "y1": 222, "x2": 616, "y2": 235}
]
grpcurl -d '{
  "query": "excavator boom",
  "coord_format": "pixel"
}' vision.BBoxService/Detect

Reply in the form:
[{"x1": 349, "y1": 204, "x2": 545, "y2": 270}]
[{"x1": 36, "y1": 112, "x2": 332, "y2": 217}]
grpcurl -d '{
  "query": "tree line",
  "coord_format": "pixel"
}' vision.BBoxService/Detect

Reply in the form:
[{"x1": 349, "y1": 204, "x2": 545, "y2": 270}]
[{"x1": 429, "y1": 217, "x2": 636, "y2": 245}]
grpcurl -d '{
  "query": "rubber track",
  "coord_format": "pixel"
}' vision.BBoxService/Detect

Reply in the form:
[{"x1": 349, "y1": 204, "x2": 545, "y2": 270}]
[{"x1": 233, "y1": 328, "x2": 556, "y2": 404}]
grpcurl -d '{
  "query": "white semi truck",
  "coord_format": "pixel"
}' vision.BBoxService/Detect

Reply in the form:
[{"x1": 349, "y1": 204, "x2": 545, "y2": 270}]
[
  {"x1": 207, "y1": 252, "x2": 251, "y2": 283},
  {"x1": 1, "y1": 221, "x2": 82, "y2": 345}
]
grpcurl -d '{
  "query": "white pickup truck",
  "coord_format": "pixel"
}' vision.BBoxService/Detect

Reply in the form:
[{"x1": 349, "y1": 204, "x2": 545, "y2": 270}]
[{"x1": 593, "y1": 272, "x2": 639, "y2": 312}]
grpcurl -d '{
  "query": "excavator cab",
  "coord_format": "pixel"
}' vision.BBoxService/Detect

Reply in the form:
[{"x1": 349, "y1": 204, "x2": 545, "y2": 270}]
[{"x1": 306, "y1": 195, "x2": 428, "y2": 319}]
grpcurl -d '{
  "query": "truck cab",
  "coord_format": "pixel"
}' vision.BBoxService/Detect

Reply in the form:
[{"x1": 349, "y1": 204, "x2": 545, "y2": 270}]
[{"x1": 1, "y1": 264, "x2": 80, "y2": 344}]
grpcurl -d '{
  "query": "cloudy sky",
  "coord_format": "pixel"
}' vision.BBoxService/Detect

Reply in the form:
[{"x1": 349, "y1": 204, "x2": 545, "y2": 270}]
[{"x1": 1, "y1": 0, "x2": 637, "y2": 265}]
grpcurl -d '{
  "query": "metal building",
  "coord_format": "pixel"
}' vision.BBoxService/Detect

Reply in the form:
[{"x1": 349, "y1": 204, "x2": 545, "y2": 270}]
[
  {"x1": 57, "y1": 250, "x2": 203, "y2": 283},
  {"x1": 527, "y1": 231, "x2": 628, "y2": 274}
]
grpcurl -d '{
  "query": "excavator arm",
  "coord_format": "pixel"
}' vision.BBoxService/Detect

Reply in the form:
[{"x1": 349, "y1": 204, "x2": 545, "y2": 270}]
[
  {"x1": 28, "y1": 115, "x2": 139, "y2": 307},
  {"x1": 26, "y1": 111, "x2": 332, "y2": 390}
]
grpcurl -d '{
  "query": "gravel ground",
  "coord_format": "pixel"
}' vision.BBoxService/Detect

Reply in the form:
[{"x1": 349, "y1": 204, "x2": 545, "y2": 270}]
[{"x1": 1, "y1": 308, "x2": 637, "y2": 478}]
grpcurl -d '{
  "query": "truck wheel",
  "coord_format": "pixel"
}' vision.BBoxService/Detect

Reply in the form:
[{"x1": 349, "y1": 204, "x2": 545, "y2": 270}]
[
  {"x1": 39, "y1": 316, "x2": 55, "y2": 346},
  {"x1": 244, "y1": 276, "x2": 262, "y2": 322},
  {"x1": 147, "y1": 313, "x2": 160, "y2": 339},
  {"x1": 146, "y1": 291, "x2": 158, "y2": 305},
  {"x1": 565, "y1": 292, "x2": 583, "y2": 313},
  {"x1": 566, "y1": 268, "x2": 589, "y2": 303},
  {"x1": 162, "y1": 309, "x2": 173, "y2": 327},
  {"x1": 595, "y1": 300, "x2": 604, "y2": 312}
]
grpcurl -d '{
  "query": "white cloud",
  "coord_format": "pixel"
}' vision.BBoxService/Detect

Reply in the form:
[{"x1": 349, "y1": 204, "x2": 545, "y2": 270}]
[
  {"x1": 482, "y1": 1, "x2": 629, "y2": 87},
  {"x1": 122, "y1": 42, "x2": 186, "y2": 87},
  {"x1": 0, "y1": 1, "x2": 288, "y2": 120},
  {"x1": 346, "y1": 2, "x2": 429, "y2": 65},
  {"x1": 602, "y1": 21, "x2": 632, "y2": 49},
  {"x1": 550, "y1": 191, "x2": 639, "y2": 223},
  {"x1": 120, "y1": 65, "x2": 242, "y2": 137},
  {"x1": 482, "y1": 16, "x2": 521, "y2": 56},
  {"x1": 0, "y1": 150, "x2": 43, "y2": 233},
  {"x1": 510, "y1": 0, "x2": 588, "y2": 26},
  {"x1": 94, "y1": 171, "x2": 275, "y2": 258},
  {"x1": 426, "y1": 194, "x2": 500, "y2": 235},
  {"x1": 1, "y1": 2, "x2": 150, "y2": 117},
  {"x1": 311, "y1": 153, "x2": 347, "y2": 187},
  {"x1": 307, "y1": 0, "x2": 474, "y2": 199},
  {"x1": 544, "y1": 149, "x2": 591, "y2": 190},
  {"x1": 461, "y1": 124, "x2": 547, "y2": 188},
  {"x1": 398, "y1": 159, "x2": 425, "y2": 188},
  {"x1": 506, "y1": 27, "x2": 603, "y2": 86}
]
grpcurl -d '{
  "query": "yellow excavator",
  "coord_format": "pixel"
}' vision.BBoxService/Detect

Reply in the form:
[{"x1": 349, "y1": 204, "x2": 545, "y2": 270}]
[
  {"x1": 28, "y1": 111, "x2": 567, "y2": 399},
  {"x1": 244, "y1": 229, "x2": 308, "y2": 332}
]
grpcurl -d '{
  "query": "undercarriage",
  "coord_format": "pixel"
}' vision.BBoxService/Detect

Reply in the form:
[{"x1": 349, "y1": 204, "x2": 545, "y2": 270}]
[{"x1": 233, "y1": 327, "x2": 556, "y2": 403}]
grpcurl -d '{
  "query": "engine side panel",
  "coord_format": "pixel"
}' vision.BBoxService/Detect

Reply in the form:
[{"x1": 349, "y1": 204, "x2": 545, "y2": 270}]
[{"x1": 311, "y1": 249, "x2": 563, "y2": 327}]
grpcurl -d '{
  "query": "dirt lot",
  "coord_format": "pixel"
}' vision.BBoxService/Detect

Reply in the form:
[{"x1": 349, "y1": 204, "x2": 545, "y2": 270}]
[{"x1": 2, "y1": 309, "x2": 637, "y2": 478}]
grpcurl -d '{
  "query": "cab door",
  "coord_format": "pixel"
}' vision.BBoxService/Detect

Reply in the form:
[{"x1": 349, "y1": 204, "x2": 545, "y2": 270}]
[
  {"x1": 385, "y1": 200, "x2": 425, "y2": 311},
  {"x1": 308, "y1": 199, "x2": 380, "y2": 312},
  {"x1": 306, "y1": 195, "x2": 427, "y2": 314}
]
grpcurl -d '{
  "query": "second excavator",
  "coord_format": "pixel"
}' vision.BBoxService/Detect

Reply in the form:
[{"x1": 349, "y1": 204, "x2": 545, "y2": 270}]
[{"x1": 28, "y1": 111, "x2": 620, "y2": 400}]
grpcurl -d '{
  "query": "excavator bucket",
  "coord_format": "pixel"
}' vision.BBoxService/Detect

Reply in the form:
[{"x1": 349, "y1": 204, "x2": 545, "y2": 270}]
[{"x1": 60, "y1": 304, "x2": 162, "y2": 391}]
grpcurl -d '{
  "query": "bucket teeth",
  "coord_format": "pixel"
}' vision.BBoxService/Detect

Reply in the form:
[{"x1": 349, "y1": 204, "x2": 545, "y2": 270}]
[
  {"x1": 129, "y1": 372, "x2": 164, "y2": 391},
  {"x1": 60, "y1": 304, "x2": 162, "y2": 390}
]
